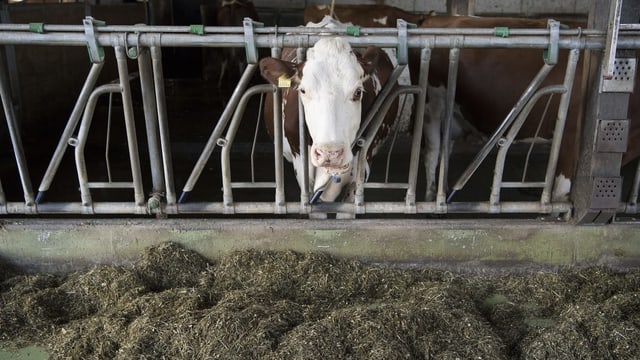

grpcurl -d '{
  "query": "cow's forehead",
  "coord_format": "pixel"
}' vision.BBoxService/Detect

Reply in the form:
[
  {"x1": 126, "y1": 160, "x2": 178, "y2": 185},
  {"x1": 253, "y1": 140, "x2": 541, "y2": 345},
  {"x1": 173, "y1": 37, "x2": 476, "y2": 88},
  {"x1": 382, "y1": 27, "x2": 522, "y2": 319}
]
[{"x1": 301, "y1": 38, "x2": 364, "y2": 90}]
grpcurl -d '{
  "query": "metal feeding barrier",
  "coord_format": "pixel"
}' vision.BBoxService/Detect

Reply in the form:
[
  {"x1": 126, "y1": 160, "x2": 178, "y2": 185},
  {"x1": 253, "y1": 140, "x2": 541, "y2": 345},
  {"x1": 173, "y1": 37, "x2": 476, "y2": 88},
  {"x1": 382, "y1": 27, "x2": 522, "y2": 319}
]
[{"x1": 0, "y1": 12, "x2": 639, "y2": 220}]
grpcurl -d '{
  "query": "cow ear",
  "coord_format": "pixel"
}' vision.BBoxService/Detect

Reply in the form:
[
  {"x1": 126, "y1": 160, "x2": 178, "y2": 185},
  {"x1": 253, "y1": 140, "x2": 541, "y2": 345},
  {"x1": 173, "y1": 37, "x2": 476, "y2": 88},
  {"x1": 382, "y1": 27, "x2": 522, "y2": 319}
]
[
  {"x1": 259, "y1": 58, "x2": 298, "y2": 85},
  {"x1": 358, "y1": 46, "x2": 382, "y2": 75}
]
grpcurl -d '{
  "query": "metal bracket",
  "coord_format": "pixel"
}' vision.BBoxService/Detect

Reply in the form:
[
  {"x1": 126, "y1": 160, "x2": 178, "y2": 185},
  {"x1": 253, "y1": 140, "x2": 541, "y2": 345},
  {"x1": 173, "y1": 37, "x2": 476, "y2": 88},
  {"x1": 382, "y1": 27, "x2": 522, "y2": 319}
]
[
  {"x1": 243, "y1": 17, "x2": 263, "y2": 65},
  {"x1": 596, "y1": 119, "x2": 628, "y2": 153},
  {"x1": 601, "y1": 58, "x2": 636, "y2": 92},
  {"x1": 590, "y1": 176, "x2": 622, "y2": 209},
  {"x1": 396, "y1": 19, "x2": 416, "y2": 66},
  {"x1": 544, "y1": 19, "x2": 559, "y2": 65},
  {"x1": 83, "y1": 16, "x2": 105, "y2": 64}
]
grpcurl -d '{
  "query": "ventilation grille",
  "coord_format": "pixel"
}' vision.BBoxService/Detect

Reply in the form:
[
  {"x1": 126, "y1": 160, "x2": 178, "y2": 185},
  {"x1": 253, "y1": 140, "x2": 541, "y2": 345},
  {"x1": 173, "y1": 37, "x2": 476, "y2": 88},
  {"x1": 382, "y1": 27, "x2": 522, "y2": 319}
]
[
  {"x1": 596, "y1": 119, "x2": 628, "y2": 153},
  {"x1": 602, "y1": 58, "x2": 636, "y2": 93},
  {"x1": 590, "y1": 177, "x2": 622, "y2": 209}
]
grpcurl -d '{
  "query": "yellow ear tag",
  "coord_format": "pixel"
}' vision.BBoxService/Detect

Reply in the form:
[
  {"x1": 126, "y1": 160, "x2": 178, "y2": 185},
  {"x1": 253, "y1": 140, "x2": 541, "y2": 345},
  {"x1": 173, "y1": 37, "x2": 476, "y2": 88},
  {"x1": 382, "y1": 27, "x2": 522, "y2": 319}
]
[{"x1": 278, "y1": 74, "x2": 291, "y2": 88}]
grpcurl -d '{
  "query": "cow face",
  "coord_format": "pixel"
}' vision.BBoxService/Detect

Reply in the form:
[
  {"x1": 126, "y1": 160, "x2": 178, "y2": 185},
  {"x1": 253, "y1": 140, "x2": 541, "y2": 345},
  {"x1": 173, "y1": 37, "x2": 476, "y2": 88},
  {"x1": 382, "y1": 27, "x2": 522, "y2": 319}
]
[{"x1": 260, "y1": 37, "x2": 380, "y2": 177}]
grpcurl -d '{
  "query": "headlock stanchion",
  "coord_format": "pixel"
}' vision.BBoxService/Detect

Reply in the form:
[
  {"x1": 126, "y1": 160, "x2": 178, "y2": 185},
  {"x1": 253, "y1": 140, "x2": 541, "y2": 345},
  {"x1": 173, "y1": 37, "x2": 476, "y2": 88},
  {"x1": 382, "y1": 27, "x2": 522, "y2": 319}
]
[{"x1": 0, "y1": 8, "x2": 638, "y2": 221}]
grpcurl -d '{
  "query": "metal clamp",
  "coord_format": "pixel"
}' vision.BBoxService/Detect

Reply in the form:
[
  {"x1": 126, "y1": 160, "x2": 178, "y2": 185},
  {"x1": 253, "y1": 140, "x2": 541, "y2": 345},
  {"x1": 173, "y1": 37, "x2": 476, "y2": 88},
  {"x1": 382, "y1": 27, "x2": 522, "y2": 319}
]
[
  {"x1": 83, "y1": 16, "x2": 106, "y2": 64},
  {"x1": 243, "y1": 17, "x2": 263, "y2": 64},
  {"x1": 544, "y1": 19, "x2": 559, "y2": 65},
  {"x1": 28, "y1": 22, "x2": 44, "y2": 34},
  {"x1": 396, "y1": 19, "x2": 415, "y2": 66}
]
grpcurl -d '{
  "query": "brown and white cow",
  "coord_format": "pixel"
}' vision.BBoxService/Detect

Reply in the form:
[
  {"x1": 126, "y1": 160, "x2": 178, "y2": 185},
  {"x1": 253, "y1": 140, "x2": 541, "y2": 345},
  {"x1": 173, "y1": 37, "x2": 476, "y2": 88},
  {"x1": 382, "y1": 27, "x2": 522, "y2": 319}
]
[
  {"x1": 415, "y1": 16, "x2": 639, "y2": 203},
  {"x1": 259, "y1": 23, "x2": 398, "y2": 203}
]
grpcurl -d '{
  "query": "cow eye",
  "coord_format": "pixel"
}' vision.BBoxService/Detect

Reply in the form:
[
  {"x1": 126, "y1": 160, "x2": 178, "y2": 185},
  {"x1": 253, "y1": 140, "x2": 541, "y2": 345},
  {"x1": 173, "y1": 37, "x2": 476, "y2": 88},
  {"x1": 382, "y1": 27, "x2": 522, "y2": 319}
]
[
  {"x1": 298, "y1": 87, "x2": 306, "y2": 95},
  {"x1": 352, "y1": 87, "x2": 364, "y2": 101}
]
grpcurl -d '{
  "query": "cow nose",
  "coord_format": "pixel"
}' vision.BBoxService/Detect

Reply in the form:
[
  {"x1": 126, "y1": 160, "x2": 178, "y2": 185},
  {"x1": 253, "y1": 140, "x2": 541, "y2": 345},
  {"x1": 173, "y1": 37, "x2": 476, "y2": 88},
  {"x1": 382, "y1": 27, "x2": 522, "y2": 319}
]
[{"x1": 312, "y1": 145, "x2": 346, "y2": 166}]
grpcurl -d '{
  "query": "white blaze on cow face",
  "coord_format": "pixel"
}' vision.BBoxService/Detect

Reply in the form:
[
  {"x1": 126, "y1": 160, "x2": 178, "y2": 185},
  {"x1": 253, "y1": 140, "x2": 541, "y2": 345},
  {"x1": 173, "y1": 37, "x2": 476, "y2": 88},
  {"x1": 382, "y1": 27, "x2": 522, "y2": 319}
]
[{"x1": 298, "y1": 37, "x2": 366, "y2": 176}]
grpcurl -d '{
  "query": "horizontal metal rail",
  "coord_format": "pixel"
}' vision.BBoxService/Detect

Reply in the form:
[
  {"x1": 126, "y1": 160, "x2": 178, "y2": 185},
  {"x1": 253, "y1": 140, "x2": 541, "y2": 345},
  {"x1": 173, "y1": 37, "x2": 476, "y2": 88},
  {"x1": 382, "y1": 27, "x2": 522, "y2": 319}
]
[{"x1": 0, "y1": 25, "x2": 639, "y2": 50}]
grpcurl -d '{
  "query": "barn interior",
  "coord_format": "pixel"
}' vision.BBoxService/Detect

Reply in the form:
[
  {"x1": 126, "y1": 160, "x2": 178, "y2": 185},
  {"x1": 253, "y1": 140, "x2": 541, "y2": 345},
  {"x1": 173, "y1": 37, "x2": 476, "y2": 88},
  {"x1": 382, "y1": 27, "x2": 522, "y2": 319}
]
[{"x1": 1, "y1": 0, "x2": 640, "y2": 359}]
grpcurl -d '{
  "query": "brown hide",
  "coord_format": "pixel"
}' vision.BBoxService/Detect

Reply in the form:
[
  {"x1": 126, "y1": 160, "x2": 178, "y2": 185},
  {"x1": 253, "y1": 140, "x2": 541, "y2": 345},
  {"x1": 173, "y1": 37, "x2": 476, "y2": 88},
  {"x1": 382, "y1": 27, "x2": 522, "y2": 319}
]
[{"x1": 304, "y1": 4, "x2": 426, "y2": 28}]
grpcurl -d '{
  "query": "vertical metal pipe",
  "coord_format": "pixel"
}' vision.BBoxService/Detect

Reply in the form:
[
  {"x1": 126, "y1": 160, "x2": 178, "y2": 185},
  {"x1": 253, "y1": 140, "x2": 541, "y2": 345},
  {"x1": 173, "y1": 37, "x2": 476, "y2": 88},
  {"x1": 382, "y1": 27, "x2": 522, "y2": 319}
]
[
  {"x1": 36, "y1": 62, "x2": 104, "y2": 203},
  {"x1": 541, "y1": 49, "x2": 580, "y2": 204},
  {"x1": 115, "y1": 45, "x2": 146, "y2": 206},
  {"x1": 178, "y1": 63, "x2": 257, "y2": 203},
  {"x1": 0, "y1": 46, "x2": 34, "y2": 206},
  {"x1": 405, "y1": 48, "x2": 431, "y2": 210},
  {"x1": 436, "y1": 48, "x2": 460, "y2": 210},
  {"x1": 137, "y1": 47, "x2": 165, "y2": 198},
  {"x1": 150, "y1": 45, "x2": 176, "y2": 205},
  {"x1": 269, "y1": 47, "x2": 285, "y2": 213},
  {"x1": 296, "y1": 47, "x2": 309, "y2": 211}
]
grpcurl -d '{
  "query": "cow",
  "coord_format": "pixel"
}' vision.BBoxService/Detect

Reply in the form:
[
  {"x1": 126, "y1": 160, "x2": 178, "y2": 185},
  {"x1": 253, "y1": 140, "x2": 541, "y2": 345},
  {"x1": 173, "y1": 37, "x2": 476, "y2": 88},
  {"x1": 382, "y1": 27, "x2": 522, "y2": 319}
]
[
  {"x1": 415, "y1": 16, "x2": 639, "y2": 203},
  {"x1": 259, "y1": 19, "x2": 399, "y2": 205},
  {"x1": 303, "y1": 4, "x2": 427, "y2": 28}
]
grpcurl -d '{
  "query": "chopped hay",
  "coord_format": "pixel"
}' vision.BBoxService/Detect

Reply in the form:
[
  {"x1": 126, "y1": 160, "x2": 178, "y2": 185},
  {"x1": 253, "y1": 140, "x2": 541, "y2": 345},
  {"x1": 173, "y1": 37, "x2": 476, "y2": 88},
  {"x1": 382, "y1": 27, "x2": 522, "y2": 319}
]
[{"x1": 1, "y1": 241, "x2": 640, "y2": 359}]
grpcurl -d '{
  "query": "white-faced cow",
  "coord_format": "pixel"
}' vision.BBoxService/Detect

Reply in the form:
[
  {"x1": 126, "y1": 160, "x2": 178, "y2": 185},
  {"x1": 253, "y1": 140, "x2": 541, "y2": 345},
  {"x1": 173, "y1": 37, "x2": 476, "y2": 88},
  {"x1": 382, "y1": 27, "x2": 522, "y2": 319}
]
[
  {"x1": 415, "y1": 16, "x2": 640, "y2": 203},
  {"x1": 259, "y1": 30, "x2": 398, "y2": 203}
]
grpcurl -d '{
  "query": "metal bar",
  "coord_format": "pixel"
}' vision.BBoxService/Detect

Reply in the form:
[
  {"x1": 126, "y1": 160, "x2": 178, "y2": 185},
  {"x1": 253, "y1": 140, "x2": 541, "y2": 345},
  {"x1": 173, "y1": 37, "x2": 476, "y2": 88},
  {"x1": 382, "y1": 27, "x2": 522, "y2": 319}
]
[
  {"x1": 230, "y1": 182, "x2": 277, "y2": 188},
  {"x1": 0, "y1": 23, "x2": 606, "y2": 36},
  {"x1": 447, "y1": 62, "x2": 556, "y2": 202},
  {"x1": 0, "y1": 200, "x2": 573, "y2": 216},
  {"x1": 602, "y1": 0, "x2": 623, "y2": 79},
  {"x1": 150, "y1": 45, "x2": 176, "y2": 206},
  {"x1": 221, "y1": 84, "x2": 275, "y2": 213},
  {"x1": 489, "y1": 84, "x2": 568, "y2": 206},
  {"x1": 405, "y1": 48, "x2": 431, "y2": 210},
  {"x1": 501, "y1": 182, "x2": 547, "y2": 188},
  {"x1": 354, "y1": 64, "x2": 407, "y2": 146},
  {"x1": 436, "y1": 48, "x2": 460, "y2": 211},
  {"x1": 0, "y1": 45, "x2": 34, "y2": 206},
  {"x1": 36, "y1": 62, "x2": 104, "y2": 203},
  {"x1": 0, "y1": 29, "x2": 638, "y2": 50},
  {"x1": 178, "y1": 63, "x2": 257, "y2": 203},
  {"x1": 137, "y1": 47, "x2": 165, "y2": 199},
  {"x1": 115, "y1": 45, "x2": 145, "y2": 207},
  {"x1": 88, "y1": 182, "x2": 135, "y2": 188},
  {"x1": 74, "y1": 84, "x2": 121, "y2": 208},
  {"x1": 364, "y1": 183, "x2": 409, "y2": 189},
  {"x1": 540, "y1": 49, "x2": 580, "y2": 204},
  {"x1": 354, "y1": 86, "x2": 418, "y2": 213},
  {"x1": 297, "y1": 47, "x2": 310, "y2": 212}
]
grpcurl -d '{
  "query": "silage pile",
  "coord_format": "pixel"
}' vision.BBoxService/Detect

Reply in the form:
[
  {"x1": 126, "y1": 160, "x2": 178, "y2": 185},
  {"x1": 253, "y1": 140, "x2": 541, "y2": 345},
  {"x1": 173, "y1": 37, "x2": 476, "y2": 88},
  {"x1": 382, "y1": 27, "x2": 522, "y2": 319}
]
[{"x1": 1, "y1": 242, "x2": 640, "y2": 359}]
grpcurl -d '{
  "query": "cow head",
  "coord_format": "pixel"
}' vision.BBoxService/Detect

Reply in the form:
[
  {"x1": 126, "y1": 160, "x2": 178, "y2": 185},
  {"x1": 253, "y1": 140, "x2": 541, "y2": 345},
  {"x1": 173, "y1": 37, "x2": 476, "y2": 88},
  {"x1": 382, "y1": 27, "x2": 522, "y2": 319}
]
[{"x1": 260, "y1": 37, "x2": 382, "y2": 177}]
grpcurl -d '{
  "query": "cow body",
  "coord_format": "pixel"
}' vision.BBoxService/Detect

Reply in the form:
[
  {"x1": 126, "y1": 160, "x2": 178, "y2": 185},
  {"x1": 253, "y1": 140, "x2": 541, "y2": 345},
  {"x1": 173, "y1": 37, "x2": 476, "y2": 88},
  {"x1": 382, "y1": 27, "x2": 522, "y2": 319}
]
[
  {"x1": 260, "y1": 31, "x2": 397, "y2": 203},
  {"x1": 416, "y1": 16, "x2": 639, "y2": 202},
  {"x1": 304, "y1": 4, "x2": 426, "y2": 28}
]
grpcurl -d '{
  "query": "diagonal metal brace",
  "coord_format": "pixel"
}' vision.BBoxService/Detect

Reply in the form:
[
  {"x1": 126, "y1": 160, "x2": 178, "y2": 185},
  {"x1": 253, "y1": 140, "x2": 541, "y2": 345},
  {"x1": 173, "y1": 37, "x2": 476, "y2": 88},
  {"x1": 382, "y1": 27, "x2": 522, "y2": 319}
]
[
  {"x1": 243, "y1": 17, "x2": 263, "y2": 64},
  {"x1": 83, "y1": 16, "x2": 106, "y2": 64}
]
